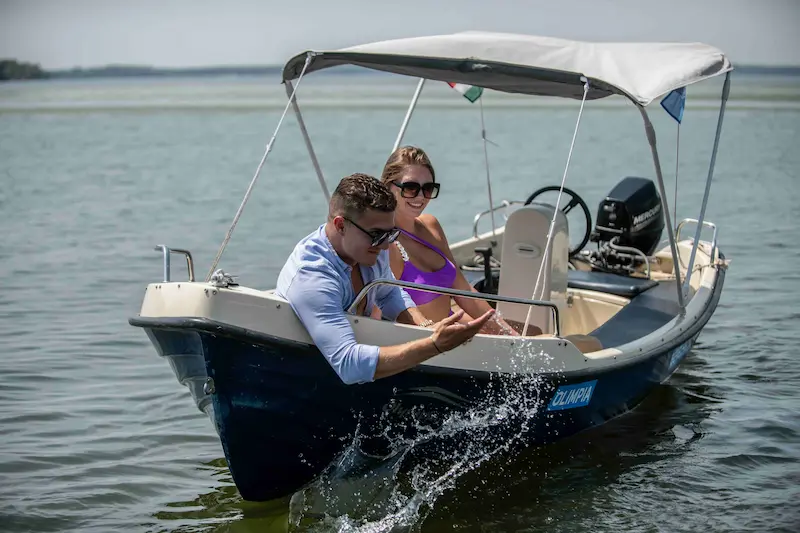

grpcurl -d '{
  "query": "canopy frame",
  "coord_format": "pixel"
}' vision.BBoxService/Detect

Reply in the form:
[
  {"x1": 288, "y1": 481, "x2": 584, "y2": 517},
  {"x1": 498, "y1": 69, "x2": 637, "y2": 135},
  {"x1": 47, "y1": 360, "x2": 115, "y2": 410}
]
[
  {"x1": 282, "y1": 32, "x2": 732, "y2": 107},
  {"x1": 203, "y1": 33, "x2": 734, "y2": 322},
  {"x1": 682, "y1": 71, "x2": 730, "y2": 297}
]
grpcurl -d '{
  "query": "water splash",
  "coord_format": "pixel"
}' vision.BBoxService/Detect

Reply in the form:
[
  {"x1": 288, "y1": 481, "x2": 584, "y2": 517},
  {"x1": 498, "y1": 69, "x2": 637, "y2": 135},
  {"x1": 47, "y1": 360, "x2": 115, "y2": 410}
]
[
  {"x1": 489, "y1": 309, "x2": 519, "y2": 336},
  {"x1": 290, "y1": 342, "x2": 564, "y2": 532}
]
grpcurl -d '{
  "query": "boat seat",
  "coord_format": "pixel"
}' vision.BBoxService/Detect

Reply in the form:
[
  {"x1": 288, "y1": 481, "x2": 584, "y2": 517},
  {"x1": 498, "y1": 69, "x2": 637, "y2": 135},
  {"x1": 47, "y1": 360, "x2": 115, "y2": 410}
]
[
  {"x1": 587, "y1": 280, "x2": 682, "y2": 348},
  {"x1": 567, "y1": 270, "x2": 658, "y2": 298},
  {"x1": 496, "y1": 204, "x2": 569, "y2": 334}
]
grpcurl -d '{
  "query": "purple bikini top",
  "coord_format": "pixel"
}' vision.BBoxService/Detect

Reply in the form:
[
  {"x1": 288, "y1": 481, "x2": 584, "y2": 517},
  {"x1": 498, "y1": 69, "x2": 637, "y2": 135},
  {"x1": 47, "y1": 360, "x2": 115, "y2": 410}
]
[{"x1": 396, "y1": 229, "x2": 457, "y2": 305}]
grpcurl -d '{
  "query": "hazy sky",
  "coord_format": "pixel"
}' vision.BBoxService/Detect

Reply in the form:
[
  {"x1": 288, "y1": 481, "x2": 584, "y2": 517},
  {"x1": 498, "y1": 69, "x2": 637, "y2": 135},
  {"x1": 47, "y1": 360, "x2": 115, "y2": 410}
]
[{"x1": 1, "y1": 0, "x2": 798, "y2": 69}]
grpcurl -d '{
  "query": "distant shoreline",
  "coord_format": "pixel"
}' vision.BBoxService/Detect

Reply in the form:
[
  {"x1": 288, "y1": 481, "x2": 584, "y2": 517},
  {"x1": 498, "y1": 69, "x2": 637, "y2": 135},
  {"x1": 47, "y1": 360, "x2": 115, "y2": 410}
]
[
  {"x1": 47, "y1": 65, "x2": 286, "y2": 79},
  {"x1": 44, "y1": 64, "x2": 374, "y2": 80},
  {"x1": 3, "y1": 61, "x2": 800, "y2": 82},
  {"x1": 25, "y1": 65, "x2": 800, "y2": 79},
  {"x1": 42, "y1": 64, "x2": 800, "y2": 80}
]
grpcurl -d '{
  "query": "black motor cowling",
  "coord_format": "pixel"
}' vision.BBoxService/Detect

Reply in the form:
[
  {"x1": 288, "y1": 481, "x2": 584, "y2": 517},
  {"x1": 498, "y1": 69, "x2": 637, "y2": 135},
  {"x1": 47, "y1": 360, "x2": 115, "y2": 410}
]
[{"x1": 592, "y1": 176, "x2": 664, "y2": 256}]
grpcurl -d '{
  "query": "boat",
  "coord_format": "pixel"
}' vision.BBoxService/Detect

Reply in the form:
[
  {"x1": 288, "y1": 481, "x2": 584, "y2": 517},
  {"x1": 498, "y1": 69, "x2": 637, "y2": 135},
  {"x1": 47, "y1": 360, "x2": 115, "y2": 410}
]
[{"x1": 129, "y1": 31, "x2": 732, "y2": 502}]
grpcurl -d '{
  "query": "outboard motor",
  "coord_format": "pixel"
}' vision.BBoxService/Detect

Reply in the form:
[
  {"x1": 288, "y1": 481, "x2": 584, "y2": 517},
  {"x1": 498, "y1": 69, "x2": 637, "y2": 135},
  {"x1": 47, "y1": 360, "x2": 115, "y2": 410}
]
[{"x1": 584, "y1": 177, "x2": 664, "y2": 276}]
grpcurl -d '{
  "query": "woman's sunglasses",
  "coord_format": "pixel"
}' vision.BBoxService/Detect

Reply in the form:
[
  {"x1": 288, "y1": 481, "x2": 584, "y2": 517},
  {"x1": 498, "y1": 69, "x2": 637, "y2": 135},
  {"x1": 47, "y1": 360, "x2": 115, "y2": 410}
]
[
  {"x1": 344, "y1": 217, "x2": 401, "y2": 247},
  {"x1": 391, "y1": 180, "x2": 441, "y2": 199}
]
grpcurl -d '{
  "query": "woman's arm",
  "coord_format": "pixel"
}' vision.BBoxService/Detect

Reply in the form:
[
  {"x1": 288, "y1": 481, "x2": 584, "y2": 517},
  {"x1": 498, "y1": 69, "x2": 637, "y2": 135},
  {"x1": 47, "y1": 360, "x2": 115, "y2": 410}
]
[{"x1": 418, "y1": 215, "x2": 519, "y2": 336}]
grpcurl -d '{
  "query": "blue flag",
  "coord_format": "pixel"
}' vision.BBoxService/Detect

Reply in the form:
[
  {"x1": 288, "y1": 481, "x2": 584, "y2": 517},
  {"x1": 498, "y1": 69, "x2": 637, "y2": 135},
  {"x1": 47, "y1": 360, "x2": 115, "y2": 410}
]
[{"x1": 660, "y1": 87, "x2": 686, "y2": 124}]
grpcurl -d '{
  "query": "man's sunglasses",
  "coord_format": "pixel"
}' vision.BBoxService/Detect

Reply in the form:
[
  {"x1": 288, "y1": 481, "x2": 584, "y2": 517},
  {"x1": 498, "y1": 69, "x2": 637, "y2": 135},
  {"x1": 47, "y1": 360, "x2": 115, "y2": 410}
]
[
  {"x1": 391, "y1": 180, "x2": 441, "y2": 199},
  {"x1": 344, "y1": 217, "x2": 401, "y2": 247}
]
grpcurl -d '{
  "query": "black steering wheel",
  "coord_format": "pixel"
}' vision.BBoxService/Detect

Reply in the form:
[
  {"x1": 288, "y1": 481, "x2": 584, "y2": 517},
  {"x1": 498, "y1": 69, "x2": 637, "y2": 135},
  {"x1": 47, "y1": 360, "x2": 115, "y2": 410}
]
[{"x1": 524, "y1": 185, "x2": 592, "y2": 257}]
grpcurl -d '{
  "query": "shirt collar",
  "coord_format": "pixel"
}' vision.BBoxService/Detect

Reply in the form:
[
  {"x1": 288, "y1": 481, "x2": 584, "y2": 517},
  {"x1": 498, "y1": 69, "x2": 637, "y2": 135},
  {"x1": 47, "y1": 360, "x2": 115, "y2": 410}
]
[{"x1": 319, "y1": 224, "x2": 353, "y2": 273}]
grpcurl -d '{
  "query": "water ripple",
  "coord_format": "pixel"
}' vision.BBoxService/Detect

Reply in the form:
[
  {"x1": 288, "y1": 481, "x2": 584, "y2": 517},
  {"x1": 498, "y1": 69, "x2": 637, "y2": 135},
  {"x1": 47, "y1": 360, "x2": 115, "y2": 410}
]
[{"x1": 1, "y1": 78, "x2": 799, "y2": 533}]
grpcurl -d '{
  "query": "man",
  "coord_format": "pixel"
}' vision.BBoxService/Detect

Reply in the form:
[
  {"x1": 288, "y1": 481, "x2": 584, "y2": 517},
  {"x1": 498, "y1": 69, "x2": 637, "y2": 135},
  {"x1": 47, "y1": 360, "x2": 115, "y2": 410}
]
[{"x1": 276, "y1": 173, "x2": 494, "y2": 385}]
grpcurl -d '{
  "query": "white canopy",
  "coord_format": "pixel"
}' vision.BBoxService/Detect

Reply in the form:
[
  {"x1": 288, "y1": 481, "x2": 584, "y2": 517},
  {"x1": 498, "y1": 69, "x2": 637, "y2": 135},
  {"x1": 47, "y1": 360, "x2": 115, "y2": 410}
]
[{"x1": 282, "y1": 31, "x2": 732, "y2": 106}]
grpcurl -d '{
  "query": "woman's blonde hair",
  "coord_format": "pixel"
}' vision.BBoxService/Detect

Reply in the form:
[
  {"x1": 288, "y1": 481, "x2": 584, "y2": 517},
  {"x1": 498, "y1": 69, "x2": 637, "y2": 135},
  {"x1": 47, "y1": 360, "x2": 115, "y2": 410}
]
[{"x1": 380, "y1": 146, "x2": 436, "y2": 186}]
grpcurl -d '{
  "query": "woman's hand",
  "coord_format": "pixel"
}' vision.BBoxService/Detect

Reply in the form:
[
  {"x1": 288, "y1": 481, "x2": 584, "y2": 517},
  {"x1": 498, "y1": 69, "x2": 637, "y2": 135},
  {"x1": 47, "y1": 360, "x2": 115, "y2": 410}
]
[
  {"x1": 500, "y1": 319, "x2": 522, "y2": 336},
  {"x1": 476, "y1": 314, "x2": 521, "y2": 336}
]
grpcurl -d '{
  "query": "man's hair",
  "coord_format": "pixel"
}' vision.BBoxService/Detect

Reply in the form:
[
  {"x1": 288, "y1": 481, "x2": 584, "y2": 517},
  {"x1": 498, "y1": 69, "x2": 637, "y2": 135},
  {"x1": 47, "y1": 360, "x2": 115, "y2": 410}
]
[{"x1": 329, "y1": 173, "x2": 397, "y2": 219}]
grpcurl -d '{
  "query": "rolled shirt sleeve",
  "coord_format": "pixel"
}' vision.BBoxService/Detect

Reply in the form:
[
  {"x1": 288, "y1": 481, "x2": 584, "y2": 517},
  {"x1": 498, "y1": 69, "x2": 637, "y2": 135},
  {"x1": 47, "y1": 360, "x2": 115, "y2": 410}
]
[{"x1": 283, "y1": 268, "x2": 380, "y2": 385}]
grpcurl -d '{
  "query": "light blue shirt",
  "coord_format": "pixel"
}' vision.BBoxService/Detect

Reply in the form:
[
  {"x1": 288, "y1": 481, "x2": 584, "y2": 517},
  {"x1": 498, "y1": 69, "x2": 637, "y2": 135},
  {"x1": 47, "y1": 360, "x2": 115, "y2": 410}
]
[{"x1": 275, "y1": 224, "x2": 416, "y2": 385}]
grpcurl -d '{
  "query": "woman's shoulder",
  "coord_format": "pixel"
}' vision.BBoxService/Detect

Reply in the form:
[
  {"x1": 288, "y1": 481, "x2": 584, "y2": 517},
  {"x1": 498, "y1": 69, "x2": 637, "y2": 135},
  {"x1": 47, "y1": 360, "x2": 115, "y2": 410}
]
[{"x1": 415, "y1": 214, "x2": 448, "y2": 245}]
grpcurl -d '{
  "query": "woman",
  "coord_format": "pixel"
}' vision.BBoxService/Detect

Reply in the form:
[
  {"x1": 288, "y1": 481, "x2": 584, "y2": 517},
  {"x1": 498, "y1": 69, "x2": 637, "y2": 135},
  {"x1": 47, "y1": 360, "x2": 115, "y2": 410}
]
[{"x1": 378, "y1": 146, "x2": 525, "y2": 336}]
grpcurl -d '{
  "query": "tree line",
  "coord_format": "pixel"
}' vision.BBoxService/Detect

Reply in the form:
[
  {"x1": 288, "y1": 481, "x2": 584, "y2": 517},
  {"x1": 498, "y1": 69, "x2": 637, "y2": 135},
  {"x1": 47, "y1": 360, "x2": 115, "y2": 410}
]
[{"x1": 0, "y1": 59, "x2": 47, "y2": 81}]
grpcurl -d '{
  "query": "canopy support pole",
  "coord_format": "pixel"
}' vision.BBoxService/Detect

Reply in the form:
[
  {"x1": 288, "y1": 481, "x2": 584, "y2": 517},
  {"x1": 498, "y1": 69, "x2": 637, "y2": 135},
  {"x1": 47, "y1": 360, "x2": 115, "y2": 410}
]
[
  {"x1": 673, "y1": 125, "x2": 680, "y2": 226},
  {"x1": 286, "y1": 80, "x2": 329, "y2": 203},
  {"x1": 205, "y1": 54, "x2": 314, "y2": 281},
  {"x1": 478, "y1": 97, "x2": 498, "y2": 237},
  {"x1": 682, "y1": 71, "x2": 730, "y2": 296},
  {"x1": 638, "y1": 106, "x2": 685, "y2": 310},
  {"x1": 393, "y1": 78, "x2": 426, "y2": 152}
]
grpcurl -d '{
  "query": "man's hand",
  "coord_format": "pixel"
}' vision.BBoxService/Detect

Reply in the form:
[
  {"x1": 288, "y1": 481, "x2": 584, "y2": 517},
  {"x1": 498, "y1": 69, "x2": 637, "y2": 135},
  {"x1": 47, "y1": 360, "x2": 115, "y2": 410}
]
[
  {"x1": 430, "y1": 309, "x2": 495, "y2": 352},
  {"x1": 373, "y1": 308, "x2": 495, "y2": 381}
]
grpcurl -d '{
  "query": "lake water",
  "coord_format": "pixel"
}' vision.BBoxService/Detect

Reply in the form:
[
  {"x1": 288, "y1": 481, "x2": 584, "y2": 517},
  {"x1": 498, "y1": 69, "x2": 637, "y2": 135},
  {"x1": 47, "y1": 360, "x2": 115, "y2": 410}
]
[{"x1": 1, "y1": 72, "x2": 799, "y2": 532}]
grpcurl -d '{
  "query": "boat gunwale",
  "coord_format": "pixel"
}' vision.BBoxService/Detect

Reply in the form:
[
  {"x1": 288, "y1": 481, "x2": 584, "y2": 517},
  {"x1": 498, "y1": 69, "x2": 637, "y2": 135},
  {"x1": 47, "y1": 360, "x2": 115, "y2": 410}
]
[{"x1": 128, "y1": 257, "x2": 724, "y2": 382}]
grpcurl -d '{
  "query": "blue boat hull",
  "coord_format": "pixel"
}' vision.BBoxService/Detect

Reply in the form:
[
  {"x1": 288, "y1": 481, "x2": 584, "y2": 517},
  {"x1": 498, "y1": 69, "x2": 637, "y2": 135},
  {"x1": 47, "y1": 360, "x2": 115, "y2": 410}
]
[{"x1": 136, "y1": 322, "x2": 694, "y2": 501}]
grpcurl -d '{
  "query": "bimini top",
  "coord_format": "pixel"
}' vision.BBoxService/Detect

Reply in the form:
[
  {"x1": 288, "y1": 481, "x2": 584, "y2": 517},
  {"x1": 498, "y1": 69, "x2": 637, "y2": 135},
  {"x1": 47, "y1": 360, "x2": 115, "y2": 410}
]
[{"x1": 282, "y1": 31, "x2": 732, "y2": 106}]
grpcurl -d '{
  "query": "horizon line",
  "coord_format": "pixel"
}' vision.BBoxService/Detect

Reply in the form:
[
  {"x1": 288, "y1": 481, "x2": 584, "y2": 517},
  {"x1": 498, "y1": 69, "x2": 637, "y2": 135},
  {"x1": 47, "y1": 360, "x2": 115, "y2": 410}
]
[{"x1": 40, "y1": 62, "x2": 800, "y2": 74}]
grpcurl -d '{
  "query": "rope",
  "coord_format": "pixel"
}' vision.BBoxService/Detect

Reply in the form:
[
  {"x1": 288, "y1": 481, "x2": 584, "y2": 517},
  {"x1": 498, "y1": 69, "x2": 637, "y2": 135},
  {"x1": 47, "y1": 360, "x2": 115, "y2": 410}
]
[
  {"x1": 522, "y1": 77, "x2": 590, "y2": 336},
  {"x1": 205, "y1": 54, "x2": 313, "y2": 281}
]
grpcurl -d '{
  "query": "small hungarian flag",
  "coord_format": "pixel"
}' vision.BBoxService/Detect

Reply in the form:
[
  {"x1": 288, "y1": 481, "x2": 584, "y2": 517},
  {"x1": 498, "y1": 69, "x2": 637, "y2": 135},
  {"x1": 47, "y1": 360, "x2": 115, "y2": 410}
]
[{"x1": 447, "y1": 82, "x2": 483, "y2": 103}]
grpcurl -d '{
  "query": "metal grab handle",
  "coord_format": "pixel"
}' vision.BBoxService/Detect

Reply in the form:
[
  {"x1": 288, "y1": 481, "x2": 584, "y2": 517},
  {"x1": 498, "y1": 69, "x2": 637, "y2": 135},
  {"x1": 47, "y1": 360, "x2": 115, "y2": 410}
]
[
  {"x1": 348, "y1": 278, "x2": 560, "y2": 336},
  {"x1": 472, "y1": 200, "x2": 524, "y2": 238},
  {"x1": 154, "y1": 245, "x2": 195, "y2": 282},
  {"x1": 676, "y1": 218, "x2": 718, "y2": 261}
]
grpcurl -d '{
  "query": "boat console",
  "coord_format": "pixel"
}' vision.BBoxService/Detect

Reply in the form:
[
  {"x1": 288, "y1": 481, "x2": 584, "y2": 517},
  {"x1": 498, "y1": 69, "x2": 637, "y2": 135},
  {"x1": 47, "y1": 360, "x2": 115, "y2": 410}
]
[
  {"x1": 459, "y1": 176, "x2": 678, "y2": 339},
  {"x1": 465, "y1": 176, "x2": 666, "y2": 290}
]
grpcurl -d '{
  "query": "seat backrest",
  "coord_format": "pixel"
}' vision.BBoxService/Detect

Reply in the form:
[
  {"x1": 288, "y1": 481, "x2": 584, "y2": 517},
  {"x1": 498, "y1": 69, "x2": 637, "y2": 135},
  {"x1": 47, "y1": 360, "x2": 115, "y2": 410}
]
[{"x1": 497, "y1": 204, "x2": 569, "y2": 334}]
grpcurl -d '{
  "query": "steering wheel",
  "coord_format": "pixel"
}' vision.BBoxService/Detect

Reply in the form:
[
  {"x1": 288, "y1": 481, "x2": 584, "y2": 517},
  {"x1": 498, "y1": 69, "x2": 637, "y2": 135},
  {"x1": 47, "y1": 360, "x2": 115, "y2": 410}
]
[{"x1": 524, "y1": 186, "x2": 592, "y2": 257}]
